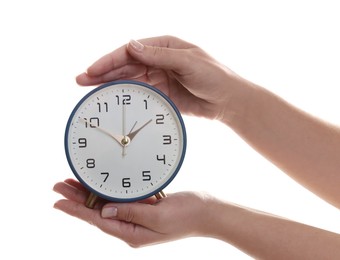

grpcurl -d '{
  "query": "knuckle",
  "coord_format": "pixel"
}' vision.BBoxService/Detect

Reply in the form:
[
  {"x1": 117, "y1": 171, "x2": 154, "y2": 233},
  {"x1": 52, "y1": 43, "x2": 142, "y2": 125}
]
[
  {"x1": 123, "y1": 206, "x2": 135, "y2": 223},
  {"x1": 151, "y1": 46, "x2": 164, "y2": 60}
]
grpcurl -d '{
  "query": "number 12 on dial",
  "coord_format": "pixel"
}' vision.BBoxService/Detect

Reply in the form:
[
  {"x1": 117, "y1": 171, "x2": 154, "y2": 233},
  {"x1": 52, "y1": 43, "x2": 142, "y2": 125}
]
[{"x1": 65, "y1": 80, "x2": 187, "y2": 204}]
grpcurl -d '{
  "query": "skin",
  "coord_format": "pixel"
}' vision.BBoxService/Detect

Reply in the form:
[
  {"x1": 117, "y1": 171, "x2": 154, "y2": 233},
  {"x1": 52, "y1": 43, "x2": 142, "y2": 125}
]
[{"x1": 54, "y1": 35, "x2": 340, "y2": 259}]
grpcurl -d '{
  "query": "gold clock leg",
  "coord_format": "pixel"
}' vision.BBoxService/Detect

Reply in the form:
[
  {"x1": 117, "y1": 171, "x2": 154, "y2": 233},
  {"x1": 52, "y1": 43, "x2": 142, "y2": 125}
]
[
  {"x1": 86, "y1": 192, "x2": 98, "y2": 209},
  {"x1": 155, "y1": 190, "x2": 167, "y2": 200},
  {"x1": 86, "y1": 191, "x2": 165, "y2": 208}
]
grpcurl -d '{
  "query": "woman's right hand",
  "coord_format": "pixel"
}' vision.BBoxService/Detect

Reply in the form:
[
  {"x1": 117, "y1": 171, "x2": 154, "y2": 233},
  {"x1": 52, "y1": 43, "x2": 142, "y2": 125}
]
[{"x1": 76, "y1": 35, "x2": 252, "y2": 122}]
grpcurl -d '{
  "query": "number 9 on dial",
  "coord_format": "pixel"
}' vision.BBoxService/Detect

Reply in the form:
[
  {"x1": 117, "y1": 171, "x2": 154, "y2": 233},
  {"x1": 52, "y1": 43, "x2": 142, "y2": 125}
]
[{"x1": 64, "y1": 80, "x2": 187, "y2": 207}]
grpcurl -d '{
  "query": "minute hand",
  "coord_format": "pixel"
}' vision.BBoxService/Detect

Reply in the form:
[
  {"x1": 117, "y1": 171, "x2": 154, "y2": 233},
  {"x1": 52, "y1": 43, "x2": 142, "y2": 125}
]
[
  {"x1": 95, "y1": 126, "x2": 125, "y2": 146},
  {"x1": 79, "y1": 118, "x2": 124, "y2": 146},
  {"x1": 127, "y1": 119, "x2": 153, "y2": 141}
]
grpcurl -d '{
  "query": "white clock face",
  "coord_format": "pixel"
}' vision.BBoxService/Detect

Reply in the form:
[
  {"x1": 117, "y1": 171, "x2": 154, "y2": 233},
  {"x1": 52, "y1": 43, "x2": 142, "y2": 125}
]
[{"x1": 65, "y1": 81, "x2": 186, "y2": 202}]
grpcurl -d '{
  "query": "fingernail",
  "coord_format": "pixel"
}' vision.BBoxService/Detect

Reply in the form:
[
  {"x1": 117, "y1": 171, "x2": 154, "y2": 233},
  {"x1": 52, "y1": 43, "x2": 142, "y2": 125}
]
[
  {"x1": 129, "y1": 39, "x2": 144, "y2": 52},
  {"x1": 101, "y1": 206, "x2": 117, "y2": 218}
]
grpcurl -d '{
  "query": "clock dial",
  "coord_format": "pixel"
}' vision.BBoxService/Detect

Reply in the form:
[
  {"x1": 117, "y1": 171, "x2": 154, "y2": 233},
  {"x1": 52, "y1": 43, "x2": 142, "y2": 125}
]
[{"x1": 65, "y1": 80, "x2": 186, "y2": 202}]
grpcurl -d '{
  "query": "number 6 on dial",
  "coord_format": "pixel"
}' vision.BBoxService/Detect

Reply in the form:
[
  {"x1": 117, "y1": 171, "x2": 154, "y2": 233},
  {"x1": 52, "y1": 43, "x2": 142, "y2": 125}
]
[{"x1": 64, "y1": 80, "x2": 187, "y2": 207}]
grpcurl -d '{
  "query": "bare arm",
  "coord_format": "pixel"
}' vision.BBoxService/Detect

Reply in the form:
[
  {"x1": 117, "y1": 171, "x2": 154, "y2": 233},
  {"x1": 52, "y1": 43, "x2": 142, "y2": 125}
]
[
  {"x1": 223, "y1": 82, "x2": 340, "y2": 208},
  {"x1": 78, "y1": 36, "x2": 340, "y2": 208},
  {"x1": 211, "y1": 196, "x2": 340, "y2": 260},
  {"x1": 59, "y1": 35, "x2": 340, "y2": 258},
  {"x1": 54, "y1": 180, "x2": 340, "y2": 259}
]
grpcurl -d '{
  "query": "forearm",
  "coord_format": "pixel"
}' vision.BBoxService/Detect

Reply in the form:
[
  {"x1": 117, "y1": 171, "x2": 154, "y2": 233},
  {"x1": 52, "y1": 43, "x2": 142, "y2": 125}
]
[
  {"x1": 208, "y1": 199, "x2": 340, "y2": 260},
  {"x1": 223, "y1": 79, "x2": 340, "y2": 208}
]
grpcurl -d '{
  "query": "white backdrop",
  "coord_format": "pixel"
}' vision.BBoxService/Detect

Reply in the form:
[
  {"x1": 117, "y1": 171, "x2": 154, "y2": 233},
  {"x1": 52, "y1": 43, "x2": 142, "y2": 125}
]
[{"x1": 1, "y1": 1, "x2": 340, "y2": 259}]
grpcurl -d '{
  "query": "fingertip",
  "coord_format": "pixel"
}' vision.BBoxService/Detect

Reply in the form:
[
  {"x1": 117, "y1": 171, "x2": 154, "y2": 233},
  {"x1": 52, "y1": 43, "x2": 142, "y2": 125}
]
[
  {"x1": 53, "y1": 199, "x2": 65, "y2": 210},
  {"x1": 127, "y1": 40, "x2": 182, "y2": 70},
  {"x1": 53, "y1": 200, "x2": 60, "y2": 209},
  {"x1": 101, "y1": 205, "x2": 118, "y2": 218},
  {"x1": 85, "y1": 64, "x2": 98, "y2": 77},
  {"x1": 75, "y1": 72, "x2": 89, "y2": 86},
  {"x1": 52, "y1": 181, "x2": 63, "y2": 193},
  {"x1": 63, "y1": 178, "x2": 79, "y2": 186},
  {"x1": 127, "y1": 39, "x2": 144, "y2": 53}
]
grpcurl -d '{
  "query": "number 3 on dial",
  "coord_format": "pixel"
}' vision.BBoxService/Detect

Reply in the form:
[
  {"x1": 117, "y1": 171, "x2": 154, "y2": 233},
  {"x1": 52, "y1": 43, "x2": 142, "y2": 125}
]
[{"x1": 65, "y1": 80, "x2": 187, "y2": 205}]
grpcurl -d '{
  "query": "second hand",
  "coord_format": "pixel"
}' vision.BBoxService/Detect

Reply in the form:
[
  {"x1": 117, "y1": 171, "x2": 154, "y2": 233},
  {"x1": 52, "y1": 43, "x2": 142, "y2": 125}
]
[{"x1": 122, "y1": 104, "x2": 127, "y2": 156}]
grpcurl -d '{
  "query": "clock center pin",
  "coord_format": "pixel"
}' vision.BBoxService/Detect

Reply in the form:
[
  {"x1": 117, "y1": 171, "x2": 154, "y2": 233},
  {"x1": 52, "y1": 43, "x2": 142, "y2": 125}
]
[{"x1": 121, "y1": 136, "x2": 130, "y2": 146}]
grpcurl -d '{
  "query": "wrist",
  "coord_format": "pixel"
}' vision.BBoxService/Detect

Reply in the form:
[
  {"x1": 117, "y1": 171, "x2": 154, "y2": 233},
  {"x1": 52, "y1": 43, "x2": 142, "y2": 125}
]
[
  {"x1": 195, "y1": 195, "x2": 239, "y2": 239},
  {"x1": 218, "y1": 72, "x2": 258, "y2": 129}
]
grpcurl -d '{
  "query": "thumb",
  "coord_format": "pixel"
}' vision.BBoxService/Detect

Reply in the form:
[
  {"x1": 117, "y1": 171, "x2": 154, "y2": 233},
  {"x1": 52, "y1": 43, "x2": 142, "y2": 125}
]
[
  {"x1": 101, "y1": 202, "x2": 160, "y2": 227},
  {"x1": 127, "y1": 39, "x2": 187, "y2": 70}
]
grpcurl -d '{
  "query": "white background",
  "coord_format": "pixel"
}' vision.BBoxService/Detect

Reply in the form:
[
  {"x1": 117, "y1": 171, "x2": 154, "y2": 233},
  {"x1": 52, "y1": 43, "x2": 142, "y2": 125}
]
[{"x1": 1, "y1": 1, "x2": 340, "y2": 259}]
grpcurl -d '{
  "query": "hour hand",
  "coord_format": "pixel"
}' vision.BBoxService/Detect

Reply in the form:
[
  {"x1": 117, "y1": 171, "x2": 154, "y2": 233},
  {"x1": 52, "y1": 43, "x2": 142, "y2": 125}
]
[
  {"x1": 79, "y1": 118, "x2": 124, "y2": 146},
  {"x1": 127, "y1": 119, "x2": 152, "y2": 141},
  {"x1": 95, "y1": 126, "x2": 125, "y2": 146}
]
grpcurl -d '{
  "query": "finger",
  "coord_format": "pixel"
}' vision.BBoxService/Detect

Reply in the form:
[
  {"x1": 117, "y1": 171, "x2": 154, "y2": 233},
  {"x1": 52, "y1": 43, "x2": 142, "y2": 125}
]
[
  {"x1": 138, "y1": 195, "x2": 159, "y2": 205},
  {"x1": 101, "y1": 201, "x2": 163, "y2": 230},
  {"x1": 53, "y1": 180, "x2": 88, "y2": 203},
  {"x1": 63, "y1": 178, "x2": 88, "y2": 192},
  {"x1": 127, "y1": 39, "x2": 190, "y2": 71},
  {"x1": 85, "y1": 44, "x2": 134, "y2": 78},
  {"x1": 76, "y1": 63, "x2": 147, "y2": 86},
  {"x1": 54, "y1": 199, "x2": 101, "y2": 225},
  {"x1": 54, "y1": 198, "x2": 162, "y2": 247},
  {"x1": 80, "y1": 36, "x2": 195, "y2": 82},
  {"x1": 138, "y1": 35, "x2": 197, "y2": 50}
]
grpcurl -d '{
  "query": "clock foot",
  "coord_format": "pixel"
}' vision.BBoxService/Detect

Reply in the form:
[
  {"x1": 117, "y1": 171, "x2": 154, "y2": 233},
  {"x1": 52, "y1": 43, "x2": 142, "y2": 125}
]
[
  {"x1": 155, "y1": 190, "x2": 167, "y2": 200},
  {"x1": 86, "y1": 192, "x2": 98, "y2": 209}
]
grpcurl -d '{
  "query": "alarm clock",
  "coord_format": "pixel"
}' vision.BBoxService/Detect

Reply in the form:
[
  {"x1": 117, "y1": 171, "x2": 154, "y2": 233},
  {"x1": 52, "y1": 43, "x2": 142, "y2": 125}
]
[{"x1": 65, "y1": 80, "x2": 186, "y2": 207}]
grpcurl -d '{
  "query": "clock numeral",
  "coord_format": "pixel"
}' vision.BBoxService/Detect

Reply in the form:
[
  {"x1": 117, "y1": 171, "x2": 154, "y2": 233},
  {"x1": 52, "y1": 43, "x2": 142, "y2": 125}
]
[
  {"x1": 78, "y1": 138, "x2": 87, "y2": 148},
  {"x1": 162, "y1": 135, "x2": 172, "y2": 145},
  {"x1": 156, "y1": 154, "x2": 166, "y2": 164},
  {"x1": 122, "y1": 177, "x2": 131, "y2": 188},
  {"x1": 101, "y1": 172, "x2": 109, "y2": 182},
  {"x1": 97, "y1": 102, "x2": 108, "y2": 113},
  {"x1": 143, "y1": 99, "x2": 148, "y2": 110},
  {"x1": 116, "y1": 94, "x2": 131, "y2": 105},
  {"x1": 156, "y1": 114, "x2": 164, "y2": 124},
  {"x1": 84, "y1": 117, "x2": 99, "y2": 128},
  {"x1": 86, "y1": 158, "x2": 95, "y2": 168},
  {"x1": 142, "y1": 170, "x2": 151, "y2": 181}
]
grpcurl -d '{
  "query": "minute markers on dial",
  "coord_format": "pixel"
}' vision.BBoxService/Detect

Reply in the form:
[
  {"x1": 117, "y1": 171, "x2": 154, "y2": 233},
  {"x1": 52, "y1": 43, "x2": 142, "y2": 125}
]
[{"x1": 65, "y1": 81, "x2": 186, "y2": 203}]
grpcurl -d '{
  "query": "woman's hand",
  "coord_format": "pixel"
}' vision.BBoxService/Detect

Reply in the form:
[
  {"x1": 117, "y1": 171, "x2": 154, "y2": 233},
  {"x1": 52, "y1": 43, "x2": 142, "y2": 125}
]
[
  {"x1": 76, "y1": 35, "x2": 251, "y2": 122},
  {"x1": 53, "y1": 179, "x2": 214, "y2": 247}
]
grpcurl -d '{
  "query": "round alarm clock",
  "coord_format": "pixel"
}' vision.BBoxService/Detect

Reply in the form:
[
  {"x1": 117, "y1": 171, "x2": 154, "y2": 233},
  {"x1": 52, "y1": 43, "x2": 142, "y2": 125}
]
[{"x1": 64, "y1": 80, "x2": 186, "y2": 207}]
